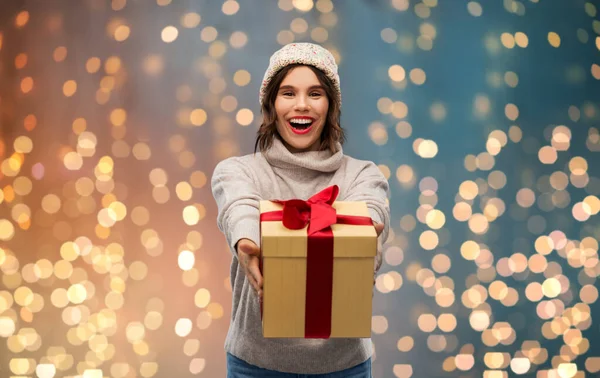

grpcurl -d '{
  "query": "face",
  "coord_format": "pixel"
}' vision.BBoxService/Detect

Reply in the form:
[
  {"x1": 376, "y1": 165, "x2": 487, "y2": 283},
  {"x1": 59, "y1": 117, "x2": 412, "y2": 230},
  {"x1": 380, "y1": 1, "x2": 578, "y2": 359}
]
[{"x1": 274, "y1": 66, "x2": 329, "y2": 153}]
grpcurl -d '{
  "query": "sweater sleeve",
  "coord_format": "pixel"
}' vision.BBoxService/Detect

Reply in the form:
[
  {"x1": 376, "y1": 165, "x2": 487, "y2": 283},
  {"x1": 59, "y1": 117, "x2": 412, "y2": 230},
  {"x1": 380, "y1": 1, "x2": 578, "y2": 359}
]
[
  {"x1": 342, "y1": 161, "x2": 391, "y2": 275},
  {"x1": 211, "y1": 157, "x2": 262, "y2": 257}
]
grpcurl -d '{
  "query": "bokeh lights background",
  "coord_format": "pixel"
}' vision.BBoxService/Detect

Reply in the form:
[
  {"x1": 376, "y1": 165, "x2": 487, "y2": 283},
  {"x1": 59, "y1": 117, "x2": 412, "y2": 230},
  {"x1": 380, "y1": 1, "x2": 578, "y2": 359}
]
[{"x1": 1, "y1": 0, "x2": 600, "y2": 377}]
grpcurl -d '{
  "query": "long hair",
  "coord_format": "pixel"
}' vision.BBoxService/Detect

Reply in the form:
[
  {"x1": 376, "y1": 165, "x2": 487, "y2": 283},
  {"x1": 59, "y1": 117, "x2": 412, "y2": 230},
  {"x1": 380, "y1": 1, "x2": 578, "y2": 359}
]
[{"x1": 254, "y1": 64, "x2": 345, "y2": 154}]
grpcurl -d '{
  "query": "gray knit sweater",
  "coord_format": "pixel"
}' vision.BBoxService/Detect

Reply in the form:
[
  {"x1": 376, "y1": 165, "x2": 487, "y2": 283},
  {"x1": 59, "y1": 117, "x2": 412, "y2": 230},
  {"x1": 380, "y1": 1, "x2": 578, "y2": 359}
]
[{"x1": 211, "y1": 137, "x2": 390, "y2": 374}]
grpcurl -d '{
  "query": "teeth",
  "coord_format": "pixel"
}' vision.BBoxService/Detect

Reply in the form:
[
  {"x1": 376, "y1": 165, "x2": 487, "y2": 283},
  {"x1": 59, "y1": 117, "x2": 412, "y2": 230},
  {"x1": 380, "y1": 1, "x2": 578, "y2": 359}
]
[
  {"x1": 289, "y1": 118, "x2": 313, "y2": 130},
  {"x1": 289, "y1": 119, "x2": 312, "y2": 124}
]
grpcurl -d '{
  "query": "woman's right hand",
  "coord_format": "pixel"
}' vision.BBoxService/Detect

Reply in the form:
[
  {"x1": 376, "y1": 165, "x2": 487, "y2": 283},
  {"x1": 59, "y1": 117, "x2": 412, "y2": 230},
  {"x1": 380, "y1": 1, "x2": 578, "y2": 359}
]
[{"x1": 236, "y1": 238, "x2": 263, "y2": 300}]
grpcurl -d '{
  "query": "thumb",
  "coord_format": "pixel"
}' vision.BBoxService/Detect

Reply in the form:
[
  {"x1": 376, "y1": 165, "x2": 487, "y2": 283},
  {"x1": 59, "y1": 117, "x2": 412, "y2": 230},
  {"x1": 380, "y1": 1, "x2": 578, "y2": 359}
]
[
  {"x1": 374, "y1": 222, "x2": 384, "y2": 237},
  {"x1": 238, "y1": 239, "x2": 260, "y2": 256}
]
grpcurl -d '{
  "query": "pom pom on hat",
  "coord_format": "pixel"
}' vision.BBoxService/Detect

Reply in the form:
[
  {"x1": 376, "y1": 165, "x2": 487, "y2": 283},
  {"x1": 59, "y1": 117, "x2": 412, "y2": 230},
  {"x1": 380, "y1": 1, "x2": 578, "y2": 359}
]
[{"x1": 259, "y1": 43, "x2": 341, "y2": 107}]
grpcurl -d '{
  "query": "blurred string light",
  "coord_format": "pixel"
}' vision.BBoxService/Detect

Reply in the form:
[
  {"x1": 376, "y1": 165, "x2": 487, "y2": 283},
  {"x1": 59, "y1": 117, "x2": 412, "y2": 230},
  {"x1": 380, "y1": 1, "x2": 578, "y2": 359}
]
[
  {"x1": 372, "y1": 1, "x2": 599, "y2": 378},
  {"x1": 0, "y1": 0, "x2": 599, "y2": 377},
  {"x1": 0, "y1": 0, "x2": 342, "y2": 376}
]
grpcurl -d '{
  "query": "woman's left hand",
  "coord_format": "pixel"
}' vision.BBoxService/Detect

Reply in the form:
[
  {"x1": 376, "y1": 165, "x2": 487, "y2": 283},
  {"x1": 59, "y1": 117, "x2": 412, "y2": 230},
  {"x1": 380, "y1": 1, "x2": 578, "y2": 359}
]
[
  {"x1": 374, "y1": 222, "x2": 384, "y2": 237},
  {"x1": 372, "y1": 222, "x2": 384, "y2": 288}
]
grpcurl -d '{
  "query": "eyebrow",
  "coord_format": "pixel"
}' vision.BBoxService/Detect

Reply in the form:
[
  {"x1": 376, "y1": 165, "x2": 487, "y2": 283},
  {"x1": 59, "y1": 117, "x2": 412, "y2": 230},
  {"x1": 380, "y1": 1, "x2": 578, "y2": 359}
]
[{"x1": 279, "y1": 85, "x2": 325, "y2": 91}]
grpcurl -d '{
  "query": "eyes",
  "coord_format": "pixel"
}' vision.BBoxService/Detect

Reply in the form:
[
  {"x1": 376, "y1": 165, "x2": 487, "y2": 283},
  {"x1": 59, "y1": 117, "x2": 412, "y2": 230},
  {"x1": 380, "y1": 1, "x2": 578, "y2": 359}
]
[{"x1": 280, "y1": 90, "x2": 323, "y2": 98}]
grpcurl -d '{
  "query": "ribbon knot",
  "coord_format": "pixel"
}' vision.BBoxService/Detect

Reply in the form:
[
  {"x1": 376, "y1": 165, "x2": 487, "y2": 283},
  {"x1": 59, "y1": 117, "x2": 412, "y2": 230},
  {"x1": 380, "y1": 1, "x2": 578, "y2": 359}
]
[{"x1": 274, "y1": 185, "x2": 339, "y2": 235}]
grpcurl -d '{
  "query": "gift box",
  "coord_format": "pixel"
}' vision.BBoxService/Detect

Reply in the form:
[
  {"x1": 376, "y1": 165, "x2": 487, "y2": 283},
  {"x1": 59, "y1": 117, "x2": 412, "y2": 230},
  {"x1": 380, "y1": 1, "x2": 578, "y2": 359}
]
[{"x1": 259, "y1": 185, "x2": 377, "y2": 338}]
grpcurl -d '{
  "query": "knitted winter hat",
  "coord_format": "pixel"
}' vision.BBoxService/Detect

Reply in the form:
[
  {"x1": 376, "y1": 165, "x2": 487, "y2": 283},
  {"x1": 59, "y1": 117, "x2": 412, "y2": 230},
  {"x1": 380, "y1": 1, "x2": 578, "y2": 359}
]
[{"x1": 259, "y1": 43, "x2": 341, "y2": 107}]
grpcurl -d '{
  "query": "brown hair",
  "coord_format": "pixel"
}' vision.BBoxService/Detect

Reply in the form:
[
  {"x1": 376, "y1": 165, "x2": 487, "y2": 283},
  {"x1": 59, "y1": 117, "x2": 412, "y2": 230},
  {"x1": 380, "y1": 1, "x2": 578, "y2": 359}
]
[{"x1": 254, "y1": 64, "x2": 345, "y2": 154}]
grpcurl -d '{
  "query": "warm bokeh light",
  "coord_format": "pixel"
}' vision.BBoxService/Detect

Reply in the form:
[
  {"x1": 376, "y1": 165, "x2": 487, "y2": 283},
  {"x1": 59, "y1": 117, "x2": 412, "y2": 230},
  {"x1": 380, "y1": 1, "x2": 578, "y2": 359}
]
[{"x1": 0, "y1": 2, "x2": 598, "y2": 377}]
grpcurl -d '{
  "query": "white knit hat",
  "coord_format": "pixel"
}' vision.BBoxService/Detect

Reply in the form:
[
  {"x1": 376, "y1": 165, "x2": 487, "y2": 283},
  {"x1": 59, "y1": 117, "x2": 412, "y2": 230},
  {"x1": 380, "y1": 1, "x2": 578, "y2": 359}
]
[{"x1": 259, "y1": 43, "x2": 341, "y2": 107}]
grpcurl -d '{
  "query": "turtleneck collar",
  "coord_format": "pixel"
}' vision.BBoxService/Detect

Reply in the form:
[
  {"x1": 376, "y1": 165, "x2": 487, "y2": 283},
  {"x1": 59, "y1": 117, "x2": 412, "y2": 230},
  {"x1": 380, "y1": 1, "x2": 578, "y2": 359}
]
[{"x1": 263, "y1": 136, "x2": 344, "y2": 173}]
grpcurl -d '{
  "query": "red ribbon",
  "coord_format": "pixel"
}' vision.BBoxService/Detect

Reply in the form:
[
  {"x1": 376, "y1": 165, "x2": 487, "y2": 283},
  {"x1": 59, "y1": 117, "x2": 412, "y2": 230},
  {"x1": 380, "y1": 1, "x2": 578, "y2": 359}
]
[{"x1": 260, "y1": 185, "x2": 373, "y2": 338}]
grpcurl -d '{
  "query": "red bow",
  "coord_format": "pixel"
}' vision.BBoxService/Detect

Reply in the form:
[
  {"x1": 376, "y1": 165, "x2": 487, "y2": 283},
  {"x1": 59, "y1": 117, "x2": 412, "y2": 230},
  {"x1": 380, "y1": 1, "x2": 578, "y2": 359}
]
[{"x1": 272, "y1": 185, "x2": 339, "y2": 235}]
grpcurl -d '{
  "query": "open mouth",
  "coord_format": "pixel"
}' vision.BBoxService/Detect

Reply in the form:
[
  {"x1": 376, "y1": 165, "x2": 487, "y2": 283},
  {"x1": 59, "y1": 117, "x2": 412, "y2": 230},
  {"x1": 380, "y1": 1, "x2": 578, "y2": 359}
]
[{"x1": 288, "y1": 119, "x2": 314, "y2": 135}]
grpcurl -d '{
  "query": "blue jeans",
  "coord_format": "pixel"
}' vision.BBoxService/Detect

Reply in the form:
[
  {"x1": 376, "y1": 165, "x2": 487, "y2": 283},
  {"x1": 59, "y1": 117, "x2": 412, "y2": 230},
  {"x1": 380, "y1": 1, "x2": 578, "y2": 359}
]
[{"x1": 226, "y1": 353, "x2": 372, "y2": 378}]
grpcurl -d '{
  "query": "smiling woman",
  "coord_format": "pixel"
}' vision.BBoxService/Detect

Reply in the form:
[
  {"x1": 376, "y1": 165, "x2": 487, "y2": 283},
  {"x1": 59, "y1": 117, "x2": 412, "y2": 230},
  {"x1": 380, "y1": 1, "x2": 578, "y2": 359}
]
[
  {"x1": 211, "y1": 43, "x2": 390, "y2": 377},
  {"x1": 273, "y1": 66, "x2": 330, "y2": 152},
  {"x1": 254, "y1": 48, "x2": 345, "y2": 154}
]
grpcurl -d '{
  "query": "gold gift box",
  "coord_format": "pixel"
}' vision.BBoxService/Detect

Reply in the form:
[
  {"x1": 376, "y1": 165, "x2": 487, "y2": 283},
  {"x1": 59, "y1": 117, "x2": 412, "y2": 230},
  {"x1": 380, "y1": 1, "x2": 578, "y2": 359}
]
[{"x1": 259, "y1": 200, "x2": 377, "y2": 338}]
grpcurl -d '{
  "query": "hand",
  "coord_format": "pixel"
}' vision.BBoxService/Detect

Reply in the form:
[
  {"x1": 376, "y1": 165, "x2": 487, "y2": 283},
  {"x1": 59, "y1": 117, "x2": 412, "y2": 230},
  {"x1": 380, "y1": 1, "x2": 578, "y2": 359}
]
[
  {"x1": 373, "y1": 222, "x2": 385, "y2": 289},
  {"x1": 236, "y1": 238, "x2": 263, "y2": 300}
]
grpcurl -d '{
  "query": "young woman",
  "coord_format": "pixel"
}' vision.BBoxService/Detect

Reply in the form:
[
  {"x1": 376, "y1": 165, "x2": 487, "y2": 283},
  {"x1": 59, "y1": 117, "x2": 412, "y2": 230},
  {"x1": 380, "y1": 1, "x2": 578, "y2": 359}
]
[{"x1": 211, "y1": 43, "x2": 390, "y2": 377}]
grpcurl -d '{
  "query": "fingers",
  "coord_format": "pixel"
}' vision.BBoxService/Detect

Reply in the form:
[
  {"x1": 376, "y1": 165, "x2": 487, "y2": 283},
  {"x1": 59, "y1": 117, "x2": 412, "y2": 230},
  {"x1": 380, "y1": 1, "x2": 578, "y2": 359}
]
[
  {"x1": 247, "y1": 258, "x2": 263, "y2": 288},
  {"x1": 245, "y1": 272, "x2": 262, "y2": 299},
  {"x1": 237, "y1": 239, "x2": 263, "y2": 298},
  {"x1": 238, "y1": 247, "x2": 263, "y2": 299},
  {"x1": 247, "y1": 258, "x2": 263, "y2": 298},
  {"x1": 245, "y1": 267, "x2": 258, "y2": 291}
]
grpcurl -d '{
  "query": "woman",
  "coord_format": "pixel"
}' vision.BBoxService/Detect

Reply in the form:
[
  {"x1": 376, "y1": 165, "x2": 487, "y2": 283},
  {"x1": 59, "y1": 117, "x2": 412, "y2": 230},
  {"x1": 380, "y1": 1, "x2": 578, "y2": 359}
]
[{"x1": 211, "y1": 43, "x2": 390, "y2": 377}]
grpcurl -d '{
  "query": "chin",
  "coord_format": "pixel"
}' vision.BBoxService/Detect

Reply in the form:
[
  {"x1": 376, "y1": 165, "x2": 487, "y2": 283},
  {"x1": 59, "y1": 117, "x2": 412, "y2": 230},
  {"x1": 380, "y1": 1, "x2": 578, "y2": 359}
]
[{"x1": 281, "y1": 136, "x2": 316, "y2": 152}]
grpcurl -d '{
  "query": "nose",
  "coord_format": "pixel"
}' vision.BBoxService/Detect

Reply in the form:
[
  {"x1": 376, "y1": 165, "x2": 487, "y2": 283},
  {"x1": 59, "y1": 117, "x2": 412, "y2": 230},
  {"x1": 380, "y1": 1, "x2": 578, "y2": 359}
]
[{"x1": 294, "y1": 95, "x2": 310, "y2": 111}]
